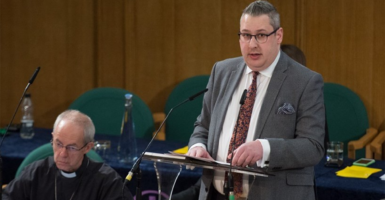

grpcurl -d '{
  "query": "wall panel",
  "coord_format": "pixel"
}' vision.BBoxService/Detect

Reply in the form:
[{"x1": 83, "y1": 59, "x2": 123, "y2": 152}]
[
  {"x1": 96, "y1": 0, "x2": 126, "y2": 88},
  {"x1": 373, "y1": 0, "x2": 385, "y2": 130},
  {"x1": 0, "y1": 0, "x2": 383, "y2": 131},
  {"x1": 302, "y1": 0, "x2": 383, "y2": 128},
  {"x1": 0, "y1": 0, "x2": 95, "y2": 128}
]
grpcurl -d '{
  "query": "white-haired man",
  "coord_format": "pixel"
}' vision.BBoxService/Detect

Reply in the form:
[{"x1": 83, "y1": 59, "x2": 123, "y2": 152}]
[{"x1": 3, "y1": 110, "x2": 133, "y2": 200}]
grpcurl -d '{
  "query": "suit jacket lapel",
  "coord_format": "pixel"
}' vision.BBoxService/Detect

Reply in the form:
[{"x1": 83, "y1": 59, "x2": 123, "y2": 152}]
[
  {"x1": 254, "y1": 52, "x2": 288, "y2": 139},
  {"x1": 211, "y1": 61, "x2": 245, "y2": 156}
]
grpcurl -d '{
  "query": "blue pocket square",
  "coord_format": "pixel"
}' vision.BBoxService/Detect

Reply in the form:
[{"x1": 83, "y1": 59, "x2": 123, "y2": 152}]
[{"x1": 277, "y1": 103, "x2": 295, "y2": 115}]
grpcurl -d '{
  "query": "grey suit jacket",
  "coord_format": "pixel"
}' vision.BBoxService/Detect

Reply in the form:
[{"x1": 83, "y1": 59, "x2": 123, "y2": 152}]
[{"x1": 188, "y1": 52, "x2": 325, "y2": 200}]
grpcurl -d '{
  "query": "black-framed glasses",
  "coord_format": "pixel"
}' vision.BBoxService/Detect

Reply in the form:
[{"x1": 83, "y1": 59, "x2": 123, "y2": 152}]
[
  {"x1": 238, "y1": 27, "x2": 280, "y2": 44},
  {"x1": 51, "y1": 140, "x2": 88, "y2": 153}
]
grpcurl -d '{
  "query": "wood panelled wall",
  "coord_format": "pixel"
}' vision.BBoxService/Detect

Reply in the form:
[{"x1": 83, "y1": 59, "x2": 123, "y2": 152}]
[{"x1": 1, "y1": 0, "x2": 384, "y2": 131}]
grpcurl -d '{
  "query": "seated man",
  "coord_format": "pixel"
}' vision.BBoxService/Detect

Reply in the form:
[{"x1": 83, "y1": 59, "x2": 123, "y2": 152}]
[{"x1": 3, "y1": 110, "x2": 133, "y2": 200}]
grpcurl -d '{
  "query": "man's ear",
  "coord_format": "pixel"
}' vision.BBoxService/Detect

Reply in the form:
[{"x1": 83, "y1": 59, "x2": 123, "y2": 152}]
[
  {"x1": 276, "y1": 27, "x2": 283, "y2": 44},
  {"x1": 84, "y1": 142, "x2": 94, "y2": 153}
]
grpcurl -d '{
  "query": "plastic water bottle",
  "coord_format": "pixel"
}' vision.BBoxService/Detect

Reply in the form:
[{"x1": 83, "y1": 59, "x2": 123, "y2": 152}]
[
  {"x1": 20, "y1": 93, "x2": 35, "y2": 139},
  {"x1": 118, "y1": 93, "x2": 138, "y2": 163}
]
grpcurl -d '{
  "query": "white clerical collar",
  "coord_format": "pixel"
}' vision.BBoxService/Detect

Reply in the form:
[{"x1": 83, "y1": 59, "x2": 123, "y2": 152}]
[{"x1": 60, "y1": 170, "x2": 76, "y2": 178}]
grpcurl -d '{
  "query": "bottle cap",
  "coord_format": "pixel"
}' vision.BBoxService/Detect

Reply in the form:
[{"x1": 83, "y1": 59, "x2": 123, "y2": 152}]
[{"x1": 125, "y1": 93, "x2": 133, "y2": 99}]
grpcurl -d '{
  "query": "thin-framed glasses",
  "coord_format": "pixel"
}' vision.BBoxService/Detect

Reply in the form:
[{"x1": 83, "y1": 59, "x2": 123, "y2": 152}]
[
  {"x1": 51, "y1": 139, "x2": 88, "y2": 153},
  {"x1": 238, "y1": 27, "x2": 280, "y2": 44}
]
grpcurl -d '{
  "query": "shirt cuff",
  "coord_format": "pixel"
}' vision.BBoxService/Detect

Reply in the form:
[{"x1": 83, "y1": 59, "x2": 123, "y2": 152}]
[
  {"x1": 256, "y1": 139, "x2": 270, "y2": 168},
  {"x1": 189, "y1": 143, "x2": 207, "y2": 151}
]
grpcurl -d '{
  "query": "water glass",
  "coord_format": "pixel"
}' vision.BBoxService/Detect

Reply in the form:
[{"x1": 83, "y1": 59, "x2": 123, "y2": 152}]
[
  {"x1": 326, "y1": 141, "x2": 344, "y2": 167},
  {"x1": 93, "y1": 140, "x2": 111, "y2": 160}
]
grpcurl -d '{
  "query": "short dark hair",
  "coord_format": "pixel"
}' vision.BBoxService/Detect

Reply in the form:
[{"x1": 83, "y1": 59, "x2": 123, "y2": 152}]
[{"x1": 241, "y1": 0, "x2": 280, "y2": 29}]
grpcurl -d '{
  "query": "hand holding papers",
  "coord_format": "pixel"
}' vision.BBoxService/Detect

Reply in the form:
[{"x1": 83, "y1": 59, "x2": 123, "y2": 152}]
[{"x1": 143, "y1": 152, "x2": 272, "y2": 177}]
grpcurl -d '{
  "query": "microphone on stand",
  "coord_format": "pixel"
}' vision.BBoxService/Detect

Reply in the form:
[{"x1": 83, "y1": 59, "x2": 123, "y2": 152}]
[
  {"x1": 0, "y1": 67, "x2": 41, "y2": 199},
  {"x1": 122, "y1": 88, "x2": 208, "y2": 199},
  {"x1": 225, "y1": 89, "x2": 247, "y2": 200}
]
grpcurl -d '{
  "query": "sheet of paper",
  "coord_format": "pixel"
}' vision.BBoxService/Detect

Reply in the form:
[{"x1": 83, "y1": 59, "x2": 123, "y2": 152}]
[
  {"x1": 144, "y1": 152, "x2": 186, "y2": 160},
  {"x1": 336, "y1": 165, "x2": 382, "y2": 179},
  {"x1": 169, "y1": 151, "x2": 229, "y2": 165}
]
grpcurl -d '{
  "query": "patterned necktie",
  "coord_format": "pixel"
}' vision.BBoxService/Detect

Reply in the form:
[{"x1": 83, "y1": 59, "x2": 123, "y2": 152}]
[{"x1": 226, "y1": 71, "x2": 258, "y2": 197}]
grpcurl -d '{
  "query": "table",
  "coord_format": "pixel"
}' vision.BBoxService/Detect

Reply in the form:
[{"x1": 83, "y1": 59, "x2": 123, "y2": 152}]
[
  {"x1": 1, "y1": 128, "x2": 385, "y2": 200},
  {"x1": 315, "y1": 157, "x2": 385, "y2": 200}
]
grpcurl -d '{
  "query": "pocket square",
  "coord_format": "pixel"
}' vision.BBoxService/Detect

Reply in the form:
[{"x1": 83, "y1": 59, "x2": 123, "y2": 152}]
[{"x1": 277, "y1": 103, "x2": 295, "y2": 115}]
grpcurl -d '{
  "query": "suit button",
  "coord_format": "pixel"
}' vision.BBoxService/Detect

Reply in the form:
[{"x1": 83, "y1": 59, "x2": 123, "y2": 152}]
[{"x1": 205, "y1": 188, "x2": 208, "y2": 192}]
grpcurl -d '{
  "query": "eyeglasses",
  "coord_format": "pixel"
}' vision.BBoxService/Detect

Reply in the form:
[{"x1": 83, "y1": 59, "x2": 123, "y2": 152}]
[
  {"x1": 238, "y1": 27, "x2": 280, "y2": 44},
  {"x1": 51, "y1": 140, "x2": 88, "y2": 153}
]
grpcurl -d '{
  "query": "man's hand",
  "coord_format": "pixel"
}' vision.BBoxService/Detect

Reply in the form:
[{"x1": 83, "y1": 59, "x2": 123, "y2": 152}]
[
  {"x1": 227, "y1": 140, "x2": 263, "y2": 167},
  {"x1": 187, "y1": 146, "x2": 214, "y2": 160},
  {"x1": 185, "y1": 146, "x2": 214, "y2": 170}
]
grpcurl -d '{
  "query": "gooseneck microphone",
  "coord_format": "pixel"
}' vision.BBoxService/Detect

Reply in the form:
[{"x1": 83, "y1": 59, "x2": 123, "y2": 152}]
[
  {"x1": 226, "y1": 89, "x2": 247, "y2": 200},
  {"x1": 0, "y1": 67, "x2": 41, "y2": 199},
  {"x1": 122, "y1": 88, "x2": 208, "y2": 199},
  {"x1": 28, "y1": 67, "x2": 41, "y2": 85}
]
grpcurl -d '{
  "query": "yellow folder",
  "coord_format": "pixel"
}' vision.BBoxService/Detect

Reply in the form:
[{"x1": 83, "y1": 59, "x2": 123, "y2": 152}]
[
  {"x1": 173, "y1": 146, "x2": 189, "y2": 154},
  {"x1": 336, "y1": 165, "x2": 382, "y2": 179}
]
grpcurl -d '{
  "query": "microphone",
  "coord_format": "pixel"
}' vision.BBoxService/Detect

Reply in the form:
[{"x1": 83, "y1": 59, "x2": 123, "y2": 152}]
[
  {"x1": 29, "y1": 67, "x2": 40, "y2": 85},
  {"x1": 125, "y1": 88, "x2": 208, "y2": 181},
  {"x1": 226, "y1": 89, "x2": 247, "y2": 200},
  {"x1": 121, "y1": 88, "x2": 208, "y2": 199},
  {"x1": 0, "y1": 67, "x2": 41, "y2": 200},
  {"x1": 239, "y1": 89, "x2": 247, "y2": 105},
  {"x1": 188, "y1": 89, "x2": 207, "y2": 101}
]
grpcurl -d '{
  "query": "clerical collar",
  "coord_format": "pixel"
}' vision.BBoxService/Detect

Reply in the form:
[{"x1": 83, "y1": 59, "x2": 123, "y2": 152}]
[
  {"x1": 58, "y1": 156, "x2": 89, "y2": 179},
  {"x1": 60, "y1": 170, "x2": 76, "y2": 178}
]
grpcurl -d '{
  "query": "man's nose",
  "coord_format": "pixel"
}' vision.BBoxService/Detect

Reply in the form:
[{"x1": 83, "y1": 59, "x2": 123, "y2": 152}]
[
  {"x1": 249, "y1": 36, "x2": 259, "y2": 47},
  {"x1": 58, "y1": 147, "x2": 69, "y2": 156}
]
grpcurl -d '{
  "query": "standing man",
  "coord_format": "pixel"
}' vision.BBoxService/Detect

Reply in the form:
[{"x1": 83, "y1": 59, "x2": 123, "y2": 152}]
[
  {"x1": 3, "y1": 110, "x2": 133, "y2": 200},
  {"x1": 187, "y1": 1, "x2": 325, "y2": 200}
]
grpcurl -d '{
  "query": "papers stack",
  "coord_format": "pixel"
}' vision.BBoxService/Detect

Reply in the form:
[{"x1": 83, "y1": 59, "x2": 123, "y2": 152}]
[{"x1": 336, "y1": 165, "x2": 382, "y2": 179}]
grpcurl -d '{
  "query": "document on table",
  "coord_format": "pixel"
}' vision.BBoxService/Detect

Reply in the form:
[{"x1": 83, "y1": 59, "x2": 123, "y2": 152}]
[{"x1": 336, "y1": 165, "x2": 382, "y2": 179}]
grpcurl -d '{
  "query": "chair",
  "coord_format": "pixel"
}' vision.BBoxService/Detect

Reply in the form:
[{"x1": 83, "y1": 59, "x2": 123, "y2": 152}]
[
  {"x1": 324, "y1": 82, "x2": 378, "y2": 159},
  {"x1": 372, "y1": 121, "x2": 385, "y2": 160},
  {"x1": 15, "y1": 143, "x2": 103, "y2": 178},
  {"x1": 163, "y1": 75, "x2": 210, "y2": 143},
  {"x1": 368, "y1": 130, "x2": 385, "y2": 160},
  {"x1": 69, "y1": 87, "x2": 154, "y2": 139}
]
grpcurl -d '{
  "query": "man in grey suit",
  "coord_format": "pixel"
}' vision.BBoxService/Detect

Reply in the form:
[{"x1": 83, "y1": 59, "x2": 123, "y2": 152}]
[{"x1": 187, "y1": 1, "x2": 325, "y2": 200}]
